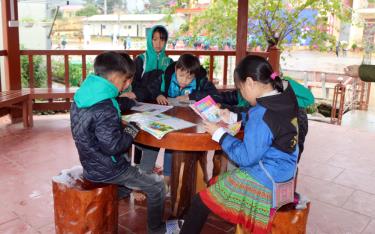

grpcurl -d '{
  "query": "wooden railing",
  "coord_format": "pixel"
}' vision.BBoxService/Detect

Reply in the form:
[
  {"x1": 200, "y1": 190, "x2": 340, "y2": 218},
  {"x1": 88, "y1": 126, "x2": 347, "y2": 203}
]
[{"x1": 20, "y1": 49, "x2": 276, "y2": 89}]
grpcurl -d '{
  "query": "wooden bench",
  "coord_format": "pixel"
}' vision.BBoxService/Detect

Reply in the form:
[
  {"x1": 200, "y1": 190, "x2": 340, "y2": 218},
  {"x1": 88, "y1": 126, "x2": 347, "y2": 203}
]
[
  {"x1": 0, "y1": 88, "x2": 77, "y2": 128},
  {"x1": 0, "y1": 90, "x2": 32, "y2": 127},
  {"x1": 26, "y1": 88, "x2": 77, "y2": 111}
]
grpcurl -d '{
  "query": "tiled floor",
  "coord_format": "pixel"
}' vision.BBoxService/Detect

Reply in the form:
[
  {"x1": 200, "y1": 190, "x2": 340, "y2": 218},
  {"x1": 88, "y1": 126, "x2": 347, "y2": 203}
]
[{"x1": 0, "y1": 112, "x2": 375, "y2": 233}]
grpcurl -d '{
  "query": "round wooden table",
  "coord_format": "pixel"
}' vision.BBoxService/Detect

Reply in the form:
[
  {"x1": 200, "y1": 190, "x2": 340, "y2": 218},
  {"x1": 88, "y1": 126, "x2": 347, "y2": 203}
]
[{"x1": 134, "y1": 106, "x2": 243, "y2": 218}]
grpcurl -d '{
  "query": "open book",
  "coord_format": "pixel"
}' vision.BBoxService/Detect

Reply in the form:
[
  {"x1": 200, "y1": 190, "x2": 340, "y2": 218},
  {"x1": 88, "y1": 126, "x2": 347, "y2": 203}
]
[
  {"x1": 167, "y1": 97, "x2": 196, "y2": 107},
  {"x1": 131, "y1": 102, "x2": 173, "y2": 115},
  {"x1": 189, "y1": 95, "x2": 241, "y2": 135},
  {"x1": 122, "y1": 112, "x2": 196, "y2": 140}
]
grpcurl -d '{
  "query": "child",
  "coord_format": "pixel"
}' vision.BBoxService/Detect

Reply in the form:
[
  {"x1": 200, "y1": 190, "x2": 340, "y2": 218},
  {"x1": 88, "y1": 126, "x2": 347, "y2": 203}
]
[
  {"x1": 122, "y1": 25, "x2": 174, "y2": 167},
  {"x1": 156, "y1": 53, "x2": 220, "y2": 105},
  {"x1": 180, "y1": 55, "x2": 299, "y2": 234},
  {"x1": 216, "y1": 89, "x2": 250, "y2": 113},
  {"x1": 141, "y1": 54, "x2": 220, "y2": 189},
  {"x1": 70, "y1": 51, "x2": 166, "y2": 234},
  {"x1": 122, "y1": 25, "x2": 173, "y2": 102}
]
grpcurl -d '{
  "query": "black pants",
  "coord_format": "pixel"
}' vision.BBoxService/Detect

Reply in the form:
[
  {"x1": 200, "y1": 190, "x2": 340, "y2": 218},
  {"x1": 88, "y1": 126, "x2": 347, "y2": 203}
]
[{"x1": 180, "y1": 194, "x2": 211, "y2": 234}]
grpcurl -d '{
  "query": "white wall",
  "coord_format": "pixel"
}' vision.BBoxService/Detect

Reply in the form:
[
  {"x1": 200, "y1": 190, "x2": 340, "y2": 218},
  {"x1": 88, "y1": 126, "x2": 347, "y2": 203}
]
[{"x1": 18, "y1": 2, "x2": 50, "y2": 49}]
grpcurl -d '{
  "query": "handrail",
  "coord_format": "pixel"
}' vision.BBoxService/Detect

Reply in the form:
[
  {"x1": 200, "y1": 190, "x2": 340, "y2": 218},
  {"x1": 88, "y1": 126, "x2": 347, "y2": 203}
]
[
  {"x1": 0, "y1": 50, "x2": 7, "y2": 56},
  {"x1": 20, "y1": 49, "x2": 273, "y2": 88}
]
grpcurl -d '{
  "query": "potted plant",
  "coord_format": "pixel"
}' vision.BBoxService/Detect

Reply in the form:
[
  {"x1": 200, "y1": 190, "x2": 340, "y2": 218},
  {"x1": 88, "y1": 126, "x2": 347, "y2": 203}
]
[
  {"x1": 21, "y1": 17, "x2": 35, "y2": 28},
  {"x1": 351, "y1": 43, "x2": 357, "y2": 52},
  {"x1": 40, "y1": 19, "x2": 52, "y2": 28}
]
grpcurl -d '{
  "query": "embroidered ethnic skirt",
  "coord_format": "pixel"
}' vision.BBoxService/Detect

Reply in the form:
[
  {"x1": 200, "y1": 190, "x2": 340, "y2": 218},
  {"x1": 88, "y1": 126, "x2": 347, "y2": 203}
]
[{"x1": 199, "y1": 169, "x2": 273, "y2": 234}]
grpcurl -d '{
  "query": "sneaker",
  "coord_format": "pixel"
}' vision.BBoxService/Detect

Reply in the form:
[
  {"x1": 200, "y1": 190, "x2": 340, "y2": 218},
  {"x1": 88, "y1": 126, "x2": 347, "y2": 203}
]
[{"x1": 165, "y1": 219, "x2": 184, "y2": 234}]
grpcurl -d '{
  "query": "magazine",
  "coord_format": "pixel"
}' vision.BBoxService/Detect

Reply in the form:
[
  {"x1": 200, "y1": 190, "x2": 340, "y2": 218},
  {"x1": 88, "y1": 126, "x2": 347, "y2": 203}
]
[
  {"x1": 189, "y1": 95, "x2": 241, "y2": 135},
  {"x1": 167, "y1": 97, "x2": 196, "y2": 107},
  {"x1": 122, "y1": 112, "x2": 196, "y2": 140},
  {"x1": 131, "y1": 102, "x2": 173, "y2": 115}
]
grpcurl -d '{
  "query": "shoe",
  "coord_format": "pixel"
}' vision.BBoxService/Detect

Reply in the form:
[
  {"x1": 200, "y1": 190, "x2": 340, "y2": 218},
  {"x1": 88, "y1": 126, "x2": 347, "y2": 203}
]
[{"x1": 165, "y1": 219, "x2": 184, "y2": 234}]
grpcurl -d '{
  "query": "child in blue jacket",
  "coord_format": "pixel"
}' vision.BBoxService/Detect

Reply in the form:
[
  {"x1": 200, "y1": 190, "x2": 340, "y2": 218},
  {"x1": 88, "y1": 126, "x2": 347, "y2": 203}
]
[{"x1": 180, "y1": 55, "x2": 299, "y2": 234}]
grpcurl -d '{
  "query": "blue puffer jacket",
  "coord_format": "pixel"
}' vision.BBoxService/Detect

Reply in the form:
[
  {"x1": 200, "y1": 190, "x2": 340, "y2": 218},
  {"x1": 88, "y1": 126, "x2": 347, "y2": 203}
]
[{"x1": 70, "y1": 74, "x2": 134, "y2": 182}]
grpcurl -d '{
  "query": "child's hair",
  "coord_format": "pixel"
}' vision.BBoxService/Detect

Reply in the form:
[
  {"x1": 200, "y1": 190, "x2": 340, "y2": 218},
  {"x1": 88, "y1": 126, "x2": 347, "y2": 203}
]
[
  {"x1": 94, "y1": 51, "x2": 135, "y2": 79},
  {"x1": 175, "y1": 54, "x2": 201, "y2": 77},
  {"x1": 153, "y1": 26, "x2": 168, "y2": 41},
  {"x1": 234, "y1": 55, "x2": 283, "y2": 92}
]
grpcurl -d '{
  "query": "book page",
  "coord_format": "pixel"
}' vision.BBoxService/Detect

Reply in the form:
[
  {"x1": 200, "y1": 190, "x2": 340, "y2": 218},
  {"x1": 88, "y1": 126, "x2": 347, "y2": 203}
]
[
  {"x1": 167, "y1": 98, "x2": 196, "y2": 107},
  {"x1": 122, "y1": 113, "x2": 195, "y2": 139},
  {"x1": 190, "y1": 95, "x2": 241, "y2": 136},
  {"x1": 131, "y1": 102, "x2": 173, "y2": 115}
]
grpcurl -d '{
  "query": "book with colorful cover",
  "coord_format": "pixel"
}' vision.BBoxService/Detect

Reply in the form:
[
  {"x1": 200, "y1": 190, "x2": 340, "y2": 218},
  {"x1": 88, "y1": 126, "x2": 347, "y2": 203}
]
[
  {"x1": 189, "y1": 95, "x2": 241, "y2": 136},
  {"x1": 122, "y1": 112, "x2": 196, "y2": 140}
]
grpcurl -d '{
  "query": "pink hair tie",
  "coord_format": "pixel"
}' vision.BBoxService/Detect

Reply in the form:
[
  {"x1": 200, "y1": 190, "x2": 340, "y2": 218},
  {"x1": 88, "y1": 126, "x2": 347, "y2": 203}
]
[{"x1": 271, "y1": 72, "x2": 278, "y2": 80}]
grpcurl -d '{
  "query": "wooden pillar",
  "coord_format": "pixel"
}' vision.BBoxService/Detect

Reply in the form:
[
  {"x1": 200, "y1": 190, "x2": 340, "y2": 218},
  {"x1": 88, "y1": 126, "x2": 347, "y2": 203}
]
[
  {"x1": 235, "y1": 0, "x2": 248, "y2": 65},
  {"x1": 268, "y1": 46, "x2": 281, "y2": 74},
  {"x1": 1, "y1": 0, "x2": 21, "y2": 90}
]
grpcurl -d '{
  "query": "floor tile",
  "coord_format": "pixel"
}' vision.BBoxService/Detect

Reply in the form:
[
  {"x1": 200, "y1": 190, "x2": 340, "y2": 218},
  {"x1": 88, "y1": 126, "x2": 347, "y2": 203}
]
[
  {"x1": 362, "y1": 219, "x2": 375, "y2": 234},
  {"x1": 298, "y1": 160, "x2": 344, "y2": 181},
  {"x1": 334, "y1": 171, "x2": 375, "y2": 195},
  {"x1": 343, "y1": 191, "x2": 375, "y2": 218},
  {"x1": 307, "y1": 200, "x2": 370, "y2": 233},
  {"x1": 297, "y1": 175, "x2": 354, "y2": 207},
  {"x1": 0, "y1": 218, "x2": 38, "y2": 234}
]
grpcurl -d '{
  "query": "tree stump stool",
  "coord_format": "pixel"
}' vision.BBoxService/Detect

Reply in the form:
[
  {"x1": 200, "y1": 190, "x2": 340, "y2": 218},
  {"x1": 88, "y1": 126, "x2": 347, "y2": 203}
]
[
  {"x1": 52, "y1": 166, "x2": 118, "y2": 234},
  {"x1": 235, "y1": 201, "x2": 310, "y2": 234}
]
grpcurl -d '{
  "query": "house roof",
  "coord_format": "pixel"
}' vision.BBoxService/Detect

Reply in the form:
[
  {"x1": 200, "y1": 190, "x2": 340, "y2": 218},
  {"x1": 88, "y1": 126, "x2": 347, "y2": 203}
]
[{"x1": 86, "y1": 14, "x2": 166, "y2": 22}]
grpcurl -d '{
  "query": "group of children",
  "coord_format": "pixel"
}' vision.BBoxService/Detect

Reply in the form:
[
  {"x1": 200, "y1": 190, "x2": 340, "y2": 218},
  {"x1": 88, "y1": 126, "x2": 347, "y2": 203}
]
[{"x1": 70, "y1": 25, "x2": 314, "y2": 234}]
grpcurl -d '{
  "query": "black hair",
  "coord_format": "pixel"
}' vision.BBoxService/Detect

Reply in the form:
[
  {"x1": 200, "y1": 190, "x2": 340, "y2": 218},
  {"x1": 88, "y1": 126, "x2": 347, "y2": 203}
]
[
  {"x1": 152, "y1": 26, "x2": 168, "y2": 41},
  {"x1": 94, "y1": 51, "x2": 135, "y2": 79},
  {"x1": 234, "y1": 55, "x2": 283, "y2": 92},
  {"x1": 175, "y1": 53, "x2": 201, "y2": 77}
]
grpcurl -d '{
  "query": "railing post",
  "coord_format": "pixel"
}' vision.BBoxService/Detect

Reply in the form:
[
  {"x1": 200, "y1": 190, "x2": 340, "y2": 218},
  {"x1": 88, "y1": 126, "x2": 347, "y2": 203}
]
[
  {"x1": 331, "y1": 77, "x2": 346, "y2": 125},
  {"x1": 303, "y1": 72, "x2": 308, "y2": 87},
  {"x1": 28, "y1": 55, "x2": 35, "y2": 88},
  {"x1": 321, "y1": 73, "x2": 327, "y2": 99}
]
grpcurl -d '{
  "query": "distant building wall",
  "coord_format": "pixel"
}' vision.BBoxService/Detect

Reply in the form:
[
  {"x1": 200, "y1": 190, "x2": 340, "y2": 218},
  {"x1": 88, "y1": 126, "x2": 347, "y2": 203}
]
[{"x1": 18, "y1": 2, "x2": 50, "y2": 49}]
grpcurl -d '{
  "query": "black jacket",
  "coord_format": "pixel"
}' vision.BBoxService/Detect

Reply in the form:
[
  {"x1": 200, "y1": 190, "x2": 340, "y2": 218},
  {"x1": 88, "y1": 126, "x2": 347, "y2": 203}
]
[
  {"x1": 160, "y1": 61, "x2": 221, "y2": 101},
  {"x1": 216, "y1": 90, "x2": 251, "y2": 113},
  {"x1": 70, "y1": 99, "x2": 134, "y2": 182},
  {"x1": 132, "y1": 56, "x2": 169, "y2": 102}
]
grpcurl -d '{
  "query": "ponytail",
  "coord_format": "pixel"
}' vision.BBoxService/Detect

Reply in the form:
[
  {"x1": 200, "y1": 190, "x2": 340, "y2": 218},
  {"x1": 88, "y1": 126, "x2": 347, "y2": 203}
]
[{"x1": 270, "y1": 72, "x2": 284, "y2": 93}]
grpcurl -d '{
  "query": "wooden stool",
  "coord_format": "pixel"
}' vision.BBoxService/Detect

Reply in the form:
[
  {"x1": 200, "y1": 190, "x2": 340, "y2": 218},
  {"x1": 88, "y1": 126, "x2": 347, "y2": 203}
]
[
  {"x1": 52, "y1": 166, "x2": 118, "y2": 234},
  {"x1": 235, "y1": 202, "x2": 310, "y2": 234}
]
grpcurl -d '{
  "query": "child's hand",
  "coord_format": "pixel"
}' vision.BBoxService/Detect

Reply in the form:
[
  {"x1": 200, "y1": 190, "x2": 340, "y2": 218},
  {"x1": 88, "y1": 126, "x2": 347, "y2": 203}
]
[
  {"x1": 344, "y1": 65, "x2": 360, "y2": 77},
  {"x1": 156, "y1": 95, "x2": 169, "y2": 105},
  {"x1": 219, "y1": 108, "x2": 231, "y2": 123},
  {"x1": 120, "y1": 91, "x2": 136, "y2": 99},
  {"x1": 176, "y1": 95, "x2": 189, "y2": 102},
  {"x1": 202, "y1": 120, "x2": 220, "y2": 135}
]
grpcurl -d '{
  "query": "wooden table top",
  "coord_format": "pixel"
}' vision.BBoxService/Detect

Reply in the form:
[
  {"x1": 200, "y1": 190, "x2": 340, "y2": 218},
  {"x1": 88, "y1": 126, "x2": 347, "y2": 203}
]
[{"x1": 134, "y1": 106, "x2": 243, "y2": 151}]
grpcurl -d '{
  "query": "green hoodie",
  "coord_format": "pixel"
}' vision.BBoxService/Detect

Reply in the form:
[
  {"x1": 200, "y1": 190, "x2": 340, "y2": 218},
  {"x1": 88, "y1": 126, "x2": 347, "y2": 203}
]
[
  {"x1": 284, "y1": 76, "x2": 315, "y2": 108},
  {"x1": 237, "y1": 91, "x2": 249, "y2": 107},
  {"x1": 139, "y1": 25, "x2": 172, "y2": 73},
  {"x1": 74, "y1": 74, "x2": 121, "y2": 118},
  {"x1": 139, "y1": 25, "x2": 173, "y2": 91}
]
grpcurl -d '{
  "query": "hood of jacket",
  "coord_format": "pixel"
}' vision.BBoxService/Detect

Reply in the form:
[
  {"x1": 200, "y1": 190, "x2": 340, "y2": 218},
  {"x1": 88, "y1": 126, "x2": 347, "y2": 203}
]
[
  {"x1": 140, "y1": 25, "x2": 170, "y2": 74},
  {"x1": 256, "y1": 81, "x2": 298, "y2": 118},
  {"x1": 74, "y1": 74, "x2": 121, "y2": 117}
]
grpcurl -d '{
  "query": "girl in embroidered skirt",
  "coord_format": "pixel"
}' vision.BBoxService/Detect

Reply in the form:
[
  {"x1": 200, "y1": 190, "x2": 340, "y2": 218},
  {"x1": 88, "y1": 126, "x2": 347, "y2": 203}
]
[{"x1": 180, "y1": 55, "x2": 299, "y2": 234}]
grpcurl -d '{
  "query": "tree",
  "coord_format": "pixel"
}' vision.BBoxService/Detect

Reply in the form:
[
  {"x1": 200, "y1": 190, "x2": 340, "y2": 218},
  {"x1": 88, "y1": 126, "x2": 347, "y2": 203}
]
[
  {"x1": 179, "y1": 0, "x2": 351, "y2": 51},
  {"x1": 76, "y1": 4, "x2": 99, "y2": 17}
]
